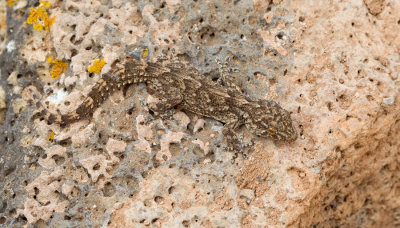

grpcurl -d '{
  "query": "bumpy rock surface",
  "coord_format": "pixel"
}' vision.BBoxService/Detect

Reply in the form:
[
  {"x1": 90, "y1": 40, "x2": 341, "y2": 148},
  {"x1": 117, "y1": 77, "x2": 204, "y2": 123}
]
[{"x1": 0, "y1": 0, "x2": 399, "y2": 227}]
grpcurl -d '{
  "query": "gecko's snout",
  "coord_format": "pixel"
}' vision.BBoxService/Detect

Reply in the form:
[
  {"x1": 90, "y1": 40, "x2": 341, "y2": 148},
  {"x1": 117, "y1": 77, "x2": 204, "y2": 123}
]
[{"x1": 244, "y1": 100, "x2": 297, "y2": 142}]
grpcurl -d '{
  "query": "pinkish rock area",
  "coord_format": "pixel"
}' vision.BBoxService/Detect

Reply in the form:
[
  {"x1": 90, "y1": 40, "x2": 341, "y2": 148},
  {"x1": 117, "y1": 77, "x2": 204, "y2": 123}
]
[{"x1": 0, "y1": 0, "x2": 399, "y2": 227}]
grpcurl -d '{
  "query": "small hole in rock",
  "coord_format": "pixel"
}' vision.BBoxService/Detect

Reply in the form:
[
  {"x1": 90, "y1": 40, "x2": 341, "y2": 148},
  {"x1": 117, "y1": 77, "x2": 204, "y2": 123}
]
[
  {"x1": 0, "y1": 202, "x2": 7, "y2": 213},
  {"x1": 103, "y1": 182, "x2": 115, "y2": 197},
  {"x1": 34, "y1": 187, "x2": 39, "y2": 195},
  {"x1": 93, "y1": 163, "x2": 100, "y2": 170},
  {"x1": 182, "y1": 220, "x2": 190, "y2": 227},
  {"x1": 8, "y1": 208, "x2": 16, "y2": 217},
  {"x1": 151, "y1": 218, "x2": 159, "y2": 223},
  {"x1": 71, "y1": 49, "x2": 78, "y2": 57},
  {"x1": 168, "y1": 186, "x2": 175, "y2": 194},
  {"x1": 154, "y1": 196, "x2": 163, "y2": 204}
]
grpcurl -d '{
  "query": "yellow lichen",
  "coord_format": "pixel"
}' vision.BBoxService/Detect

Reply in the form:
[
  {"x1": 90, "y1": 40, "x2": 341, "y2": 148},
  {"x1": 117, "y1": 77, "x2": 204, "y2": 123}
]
[
  {"x1": 142, "y1": 48, "x2": 149, "y2": 57},
  {"x1": 6, "y1": 0, "x2": 17, "y2": 7},
  {"x1": 47, "y1": 58, "x2": 68, "y2": 79},
  {"x1": 88, "y1": 59, "x2": 106, "y2": 74},
  {"x1": 40, "y1": 0, "x2": 51, "y2": 8},
  {"x1": 48, "y1": 131, "x2": 55, "y2": 142},
  {"x1": 27, "y1": 1, "x2": 55, "y2": 31}
]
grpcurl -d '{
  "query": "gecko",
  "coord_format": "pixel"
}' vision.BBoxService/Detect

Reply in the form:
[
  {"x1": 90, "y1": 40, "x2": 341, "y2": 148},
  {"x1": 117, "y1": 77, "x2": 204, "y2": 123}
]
[{"x1": 34, "y1": 56, "x2": 297, "y2": 145}]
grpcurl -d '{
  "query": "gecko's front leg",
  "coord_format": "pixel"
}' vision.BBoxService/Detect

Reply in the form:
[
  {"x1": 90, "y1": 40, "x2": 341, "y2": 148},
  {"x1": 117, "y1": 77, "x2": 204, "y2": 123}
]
[
  {"x1": 222, "y1": 116, "x2": 244, "y2": 153},
  {"x1": 215, "y1": 58, "x2": 242, "y2": 94}
]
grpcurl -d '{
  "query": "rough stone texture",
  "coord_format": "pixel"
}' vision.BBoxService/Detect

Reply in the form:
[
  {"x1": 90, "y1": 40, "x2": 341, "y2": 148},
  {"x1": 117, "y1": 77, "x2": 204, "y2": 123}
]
[{"x1": 0, "y1": 0, "x2": 399, "y2": 227}]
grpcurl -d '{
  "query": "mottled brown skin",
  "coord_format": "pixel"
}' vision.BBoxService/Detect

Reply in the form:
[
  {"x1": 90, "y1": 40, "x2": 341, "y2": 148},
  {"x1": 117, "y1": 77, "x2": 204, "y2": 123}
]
[{"x1": 36, "y1": 57, "x2": 297, "y2": 142}]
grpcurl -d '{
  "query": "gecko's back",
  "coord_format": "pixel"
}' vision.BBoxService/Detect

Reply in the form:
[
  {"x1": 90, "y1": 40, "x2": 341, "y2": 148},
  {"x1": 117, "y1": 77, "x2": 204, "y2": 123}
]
[{"x1": 33, "y1": 57, "x2": 296, "y2": 142}]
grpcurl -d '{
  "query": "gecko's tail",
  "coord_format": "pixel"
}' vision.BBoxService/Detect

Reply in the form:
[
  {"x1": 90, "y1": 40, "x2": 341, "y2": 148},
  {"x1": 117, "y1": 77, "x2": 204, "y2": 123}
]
[
  {"x1": 23, "y1": 86, "x2": 82, "y2": 126},
  {"x1": 34, "y1": 101, "x2": 81, "y2": 125},
  {"x1": 23, "y1": 58, "x2": 134, "y2": 126},
  {"x1": 24, "y1": 71, "x2": 118, "y2": 126}
]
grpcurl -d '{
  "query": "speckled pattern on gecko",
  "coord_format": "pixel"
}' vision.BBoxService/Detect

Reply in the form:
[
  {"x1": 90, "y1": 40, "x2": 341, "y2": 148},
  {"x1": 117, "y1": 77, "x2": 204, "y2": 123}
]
[{"x1": 34, "y1": 57, "x2": 297, "y2": 142}]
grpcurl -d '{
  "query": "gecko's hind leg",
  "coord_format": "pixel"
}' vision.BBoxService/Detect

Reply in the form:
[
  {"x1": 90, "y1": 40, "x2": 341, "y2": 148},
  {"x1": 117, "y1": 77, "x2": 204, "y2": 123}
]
[
  {"x1": 222, "y1": 117, "x2": 244, "y2": 154},
  {"x1": 215, "y1": 57, "x2": 242, "y2": 93}
]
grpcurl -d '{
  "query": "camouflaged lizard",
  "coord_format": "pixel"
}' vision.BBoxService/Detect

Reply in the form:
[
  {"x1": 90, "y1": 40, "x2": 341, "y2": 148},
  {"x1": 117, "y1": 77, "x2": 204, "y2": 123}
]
[{"x1": 35, "y1": 56, "x2": 297, "y2": 143}]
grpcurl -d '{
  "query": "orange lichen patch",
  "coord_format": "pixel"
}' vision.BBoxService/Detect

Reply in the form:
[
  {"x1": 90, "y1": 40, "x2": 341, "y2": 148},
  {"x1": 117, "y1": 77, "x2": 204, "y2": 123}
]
[
  {"x1": 47, "y1": 131, "x2": 55, "y2": 142},
  {"x1": 142, "y1": 48, "x2": 149, "y2": 57},
  {"x1": 6, "y1": 0, "x2": 17, "y2": 7},
  {"x1": 88, "y1": 59, "x2": 106, "y2": 74},
  {"x1": 47, "y1": 58, "x2": 67, "y2": 79},
  {"x1": 27, "y1": 1, "x2": 55, "y2": 31}
]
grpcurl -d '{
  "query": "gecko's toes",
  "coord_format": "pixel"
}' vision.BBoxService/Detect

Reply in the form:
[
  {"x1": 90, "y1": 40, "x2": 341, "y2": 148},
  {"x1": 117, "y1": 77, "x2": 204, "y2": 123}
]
[{"x1": 225, "y1": 137, "x2": 243, "y2": 153}]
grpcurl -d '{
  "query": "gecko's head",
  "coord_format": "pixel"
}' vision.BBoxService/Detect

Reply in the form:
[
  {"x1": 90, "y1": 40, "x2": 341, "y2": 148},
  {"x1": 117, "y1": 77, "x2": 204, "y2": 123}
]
[{"x1": 244, "y1": 100, "x2": 297, "y2": 142}]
